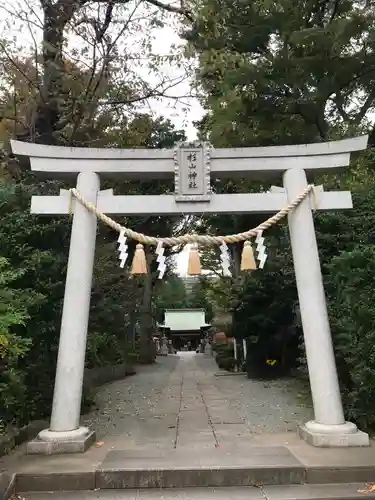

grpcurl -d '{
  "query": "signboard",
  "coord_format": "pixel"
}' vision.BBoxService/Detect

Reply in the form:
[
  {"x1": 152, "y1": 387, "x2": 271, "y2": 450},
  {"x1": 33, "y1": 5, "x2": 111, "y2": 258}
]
[{"x1": 174, "y1": 142, "x2": 211, "y2": 202}]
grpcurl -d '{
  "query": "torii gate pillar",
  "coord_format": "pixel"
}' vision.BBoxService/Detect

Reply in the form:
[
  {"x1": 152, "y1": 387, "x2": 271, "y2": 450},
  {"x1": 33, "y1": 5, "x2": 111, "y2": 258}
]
[
  {"x1": 284, "y1": 168, "x2": 366, "y2": 446},
  {"x1": 10, "y1": 137, "x2": 370, "y2": 454},
  {"x1": 38, "y1": 172, "x2": 100, "y2": 450}
]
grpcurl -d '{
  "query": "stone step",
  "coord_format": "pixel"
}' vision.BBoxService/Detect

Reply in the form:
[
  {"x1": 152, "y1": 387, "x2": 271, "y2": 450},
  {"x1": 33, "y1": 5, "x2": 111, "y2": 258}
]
[
  {"x1": 11, "y1": 446, "x2": 375, "y2": 494},
  {"x1": 17, "y1": 484, "x2": 375, "y2": 500},
  {"x1": 14, "y1": 446, "x2": 306, "y2": 492},
  {"x1": 94, "y1": 446, "x2": 305, "y2": 489}
]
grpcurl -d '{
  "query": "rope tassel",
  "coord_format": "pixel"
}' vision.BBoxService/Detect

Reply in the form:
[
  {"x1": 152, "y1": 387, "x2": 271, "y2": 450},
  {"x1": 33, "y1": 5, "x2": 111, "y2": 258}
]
[
  {"x1": 187, "y1": 244, "x2": 201, "y2": 276},
  {"x1": 131, "y1": 244, "x2": 148, "y2": 275},
  {"x1": 241, "y1": 241, "x2": 257, "y2": 271}
]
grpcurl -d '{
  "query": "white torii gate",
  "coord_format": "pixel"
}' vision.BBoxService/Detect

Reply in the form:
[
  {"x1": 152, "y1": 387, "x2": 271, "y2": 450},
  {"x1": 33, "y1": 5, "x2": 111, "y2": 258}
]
[{"x1": 11, "y1": 136, "x2": 369, "y2": 454}]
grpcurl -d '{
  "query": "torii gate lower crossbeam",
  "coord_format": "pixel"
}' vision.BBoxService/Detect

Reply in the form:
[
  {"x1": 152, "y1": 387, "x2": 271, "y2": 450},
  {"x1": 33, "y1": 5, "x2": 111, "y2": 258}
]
[{"x1": 10, "y1": 136, "x2": 370, "y2": 454}]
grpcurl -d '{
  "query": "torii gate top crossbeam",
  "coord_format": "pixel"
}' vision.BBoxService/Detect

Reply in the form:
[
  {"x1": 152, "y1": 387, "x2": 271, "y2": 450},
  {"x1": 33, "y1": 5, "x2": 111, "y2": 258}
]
[{"x1": 10, "y1": 136, "x2": 368, "y2": 180}]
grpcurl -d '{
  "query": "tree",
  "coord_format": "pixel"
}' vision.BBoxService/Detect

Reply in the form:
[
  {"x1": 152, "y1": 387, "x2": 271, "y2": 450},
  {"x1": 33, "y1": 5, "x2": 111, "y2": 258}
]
[
  {"x1": 187, "y1": 277, "x2": 214, "y2": 322},
  {"x1": 0, "y1": 180, "x2": 70, "y2": 425},
  {"x1": 153, "y1": 274, "x2": 189, "y2": 322},
  {"x1": 326, "y1": 245, "x2": 375, "y2": 431},
  {"x1": 185, "y1": 0, "x2": 375, "y2": 146},
  {"x1": 1, "y1": 0, "x2": 193, "y2": 145},
  {"x1": 0, "y1": 256, "x2": 39, "y2": 427},
  {"x1": 0, "y1": 256, "x2": 41, "y2": 361}
]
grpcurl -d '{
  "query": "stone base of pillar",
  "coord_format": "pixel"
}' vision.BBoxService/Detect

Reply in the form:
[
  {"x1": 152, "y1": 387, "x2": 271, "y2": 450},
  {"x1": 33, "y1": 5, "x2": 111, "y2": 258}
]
[
  {"x1": 26, "y1": 426, "x2": 96, "y2": 455},
  {"x1": 299, "y1": 420, "x2": 369, "y2": 447}
]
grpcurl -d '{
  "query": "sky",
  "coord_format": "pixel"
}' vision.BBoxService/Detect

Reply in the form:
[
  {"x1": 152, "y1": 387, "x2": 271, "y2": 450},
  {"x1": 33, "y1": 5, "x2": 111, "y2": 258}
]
[{"x1": 135, "y1": 14, "x2": 205, "y2": 140}]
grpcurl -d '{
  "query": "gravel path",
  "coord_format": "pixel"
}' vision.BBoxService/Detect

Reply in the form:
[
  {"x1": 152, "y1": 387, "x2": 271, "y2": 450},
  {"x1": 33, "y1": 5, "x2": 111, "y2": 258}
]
[
  {"x1": 81, "y1": 352, "x2": 313, "y2": 449},
  {"x1": 82, "y1": 355, "x2": 179, "y2": 441},
  {"x1": 200, "y1": 359, "x2": 313, "y2": 434}
]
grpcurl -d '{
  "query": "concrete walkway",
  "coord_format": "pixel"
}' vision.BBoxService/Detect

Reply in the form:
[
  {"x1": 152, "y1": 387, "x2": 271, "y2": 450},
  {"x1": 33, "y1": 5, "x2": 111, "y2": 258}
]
[{"x1": 82, "y1": 351, "x2": 313, "y2": 450}]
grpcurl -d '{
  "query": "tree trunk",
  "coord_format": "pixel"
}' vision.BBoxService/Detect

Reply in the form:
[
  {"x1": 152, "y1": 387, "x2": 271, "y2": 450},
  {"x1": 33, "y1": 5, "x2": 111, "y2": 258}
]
[
  {"x1": 229, "y1": 243, "x2": 243, "y2": 339},
  {"x1": 19, "y1": 0, "x2": 79, "y2": 144},
  {"x1": 230, "y1": 243, "x2": 241, "y2": 278},
  {"x1": 138, "y1": 248, "x2": 156, "y2": 364}
]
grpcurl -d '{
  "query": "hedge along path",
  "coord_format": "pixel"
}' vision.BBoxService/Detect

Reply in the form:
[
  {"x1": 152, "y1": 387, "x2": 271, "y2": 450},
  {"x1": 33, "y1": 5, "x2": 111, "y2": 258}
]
[{"x1": 69, "y1": 184, "x2": 315, "y2": 247}]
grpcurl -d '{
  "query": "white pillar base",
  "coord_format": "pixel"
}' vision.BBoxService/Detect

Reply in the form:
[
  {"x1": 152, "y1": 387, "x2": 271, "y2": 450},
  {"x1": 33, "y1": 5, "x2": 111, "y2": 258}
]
[
  {"x1": 26, "y1": 426, "x2": 96, "y2": 455},
  {"x1": 299, "y1": 420, "x2": 369, "y2": 447}
]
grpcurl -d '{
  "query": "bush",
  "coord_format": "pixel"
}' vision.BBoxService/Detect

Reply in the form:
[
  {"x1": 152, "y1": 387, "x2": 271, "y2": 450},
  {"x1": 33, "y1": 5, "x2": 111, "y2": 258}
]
[
  {"x1": 230, "y1": 236, "x2": 301, "y2": 377},
  {"x1": 0, "y1": 182, "x2": 137, "y2": 429},
  {"x1": 85, "y1": 331, "x2": 132, "y2": 369},
  {"x1": 326, "y1": 245, "x2": 375, "y2": 431},
  {"x1": 245, "y1": 351, "x2": 286, "y2": 379},
  {"x1": 244, "y1": 329, "x2": 297, "y2": 379},
  {"x1": 0, "y1": 257, "x2": 43, "y2": 427},
  {"x1": 214, "y1": 342, "x2": 236, "y2": 371}
]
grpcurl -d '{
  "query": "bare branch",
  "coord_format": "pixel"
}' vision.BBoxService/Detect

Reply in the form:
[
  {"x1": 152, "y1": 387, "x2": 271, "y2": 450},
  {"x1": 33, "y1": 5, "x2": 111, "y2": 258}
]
[
  {"x1": 353, "y1": 89, "x2": 375, "y2": 124},
  {"x1": 96, "y1": 0, "x2": 115, "y2": 42},
  {"x1": 0, "y1": 41, "x2": 43, "y2": 99},
  {"x1": 328, "y1": 0, "x2": 340, "y2": 25},
  {"x1": 145, "y1": 0, "x2": 193, "y2": 21},
  {"x1": 334, "y1": 91, "x2": 351, "y2": 122}
]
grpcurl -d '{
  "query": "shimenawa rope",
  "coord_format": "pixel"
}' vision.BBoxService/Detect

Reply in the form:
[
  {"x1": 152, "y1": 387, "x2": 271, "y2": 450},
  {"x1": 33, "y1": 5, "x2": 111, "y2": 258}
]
[{"x1": 69, "y1": 184, "x2": 315, "y2": 247}]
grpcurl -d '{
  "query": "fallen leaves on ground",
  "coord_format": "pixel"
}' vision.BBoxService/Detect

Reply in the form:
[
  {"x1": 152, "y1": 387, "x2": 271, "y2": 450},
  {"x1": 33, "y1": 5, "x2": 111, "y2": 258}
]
[{"x1": 358, "y1": 484, "x2": 375, "y2": 494}]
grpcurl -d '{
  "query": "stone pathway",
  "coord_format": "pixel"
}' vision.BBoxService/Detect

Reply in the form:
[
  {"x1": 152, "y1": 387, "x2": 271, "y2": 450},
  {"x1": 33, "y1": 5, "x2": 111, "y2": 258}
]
[
  {"x1": 82, "y1": 352, "x2": 313, "y2": 450},
  {"x1": 5, "y1": 353, "x2": 375, "y2": 500}
]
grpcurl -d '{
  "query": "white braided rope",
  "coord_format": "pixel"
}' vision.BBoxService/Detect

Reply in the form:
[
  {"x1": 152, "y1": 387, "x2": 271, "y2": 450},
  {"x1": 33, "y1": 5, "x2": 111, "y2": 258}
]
[{"x1": 70, "y1": 185, "x2": 314, "y2": 247}]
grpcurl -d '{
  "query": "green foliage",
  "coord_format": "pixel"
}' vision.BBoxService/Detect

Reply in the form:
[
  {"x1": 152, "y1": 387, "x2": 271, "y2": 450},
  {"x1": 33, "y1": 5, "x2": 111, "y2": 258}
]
[
  {"x1": 193, "y1": 226, "x2": 300, "y2": 375},
  {"x1": 0, "y1": 256, "x2": 42, "y2": 427},
  {"x1": 326, "y1": 246, "x2": 375, "y2": 430},
  {"x1": 0, "y1": 257, "x2": 36, "y2": 362},
  {"x1": 153, "y1": 274, "x2": 189, "y2": 322},
  {"x1": 214, "y1": 342, "x2": 235, "y2": 372},
  {"x1": 0, "y1": 181, "x2": 71, "y2": 425},
  {"x1": 234, "y1": 230, "x2": 300, "y2": 376},
  {"x1": 186, "y1": 0, "x2": 375, "y2": 146},
  {"x1": 86, "y1": 332, "x2": 129, "y2": 369},
  {"x1": 187, "y1": 277, "x2": 214, "y2": 322}
]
